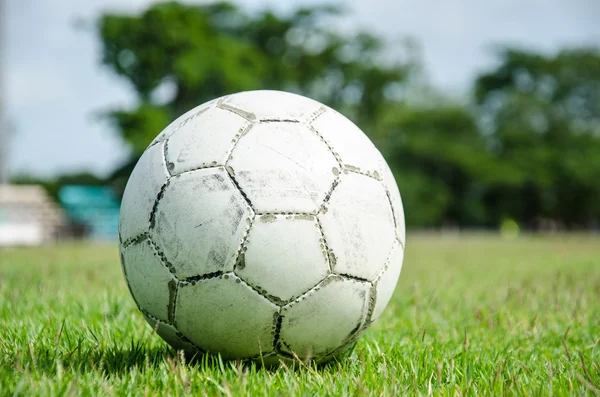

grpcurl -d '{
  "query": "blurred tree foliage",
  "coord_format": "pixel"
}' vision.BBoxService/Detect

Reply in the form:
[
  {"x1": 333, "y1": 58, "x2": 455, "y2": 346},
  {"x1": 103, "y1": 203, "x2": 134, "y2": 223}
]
[
  {"x1": 475, "y1": 48, "x2": 600, "y2": 228},
  {"x1": 99, "y1": 2, "x2": 409, "y2": 149},
  {"x1": 90, "y1": 2, "x2": 600, "y2": 229},
  {"x1": 98, "y1": 2, "x2": 411, "y2": 196},
  {"x1": 376, "y1": 105, "x2": 497, "y2": 227}
]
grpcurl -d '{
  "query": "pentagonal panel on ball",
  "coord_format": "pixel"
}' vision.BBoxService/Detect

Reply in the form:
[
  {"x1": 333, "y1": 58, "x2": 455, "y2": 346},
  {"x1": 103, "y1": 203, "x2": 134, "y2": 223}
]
[
  {"x1": 175, "y1": 275, "x2": 277, "y2": 359},
  {"x1": 318, "y1": 172, "x2": 395, "y2": 281},
  {"x1": 119, "y1": 143, "x2": 168, "y2": 242},
  {"x1": 165, "y1": 107, "x2": 251, "y2": 176},
  {"x1": 372, "y1": 241, "x2": 404, "y2": 322},
  {"x1": 228, "y1": 122, "x2": 338, "y2": 213},
  {"x1": 311, "y1": 109, "x2": 382, "y2": 176},
  {"x1": 150, "y1": 168, "x2": 253, "y2": 279},
  {"x1": 280, "y1": 276, "x2": 370, "y2": 358},
  {"x1": 220, "y1": 90, "x2": 323, "y2": 122},
  {"x1": 121, "y1": 238, "x2": 176, "y2": 323},
  {"x1": 237, "y1": 214, "x2": 330, "y2": 302},
  {"x1": 380, "y1": 159, "x2": 406, "y2": 247}
]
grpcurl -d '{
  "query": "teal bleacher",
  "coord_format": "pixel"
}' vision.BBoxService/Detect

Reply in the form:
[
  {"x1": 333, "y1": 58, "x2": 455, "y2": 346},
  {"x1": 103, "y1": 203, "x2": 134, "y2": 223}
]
[{"x1": 58, "y1": 186, "x2": 120, "y2": 240}]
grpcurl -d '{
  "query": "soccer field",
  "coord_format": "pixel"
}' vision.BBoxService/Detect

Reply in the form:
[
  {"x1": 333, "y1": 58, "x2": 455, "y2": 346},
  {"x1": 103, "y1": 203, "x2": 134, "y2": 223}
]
[{"x1": 1, "y1": 234, "x2": 599, "y2": 396}]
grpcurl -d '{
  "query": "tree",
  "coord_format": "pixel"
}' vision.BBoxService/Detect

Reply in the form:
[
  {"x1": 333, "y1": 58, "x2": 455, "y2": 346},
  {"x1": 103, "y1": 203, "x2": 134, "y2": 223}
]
[
  {"x1": 97, "y1": 2, "x2": 600, "y2": 229},
  {"x1": 98, "y1": 2, "x2": 410, "y2": 155},
  {"x1": 377, "y1": 104, "x2": 497, "y2": 227},
  {"x1": 98, "y1": 1, "x2": 412, "y2": 198},
  {"x1": 475, "y1": 48, "x2": 600, "y2": 228}
]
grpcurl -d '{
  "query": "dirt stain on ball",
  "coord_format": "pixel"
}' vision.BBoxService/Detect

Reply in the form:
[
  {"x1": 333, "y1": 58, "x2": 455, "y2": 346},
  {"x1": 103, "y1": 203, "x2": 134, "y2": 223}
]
[{"x1": 260, "y1": 214, "x2": 277, "y2": 223}]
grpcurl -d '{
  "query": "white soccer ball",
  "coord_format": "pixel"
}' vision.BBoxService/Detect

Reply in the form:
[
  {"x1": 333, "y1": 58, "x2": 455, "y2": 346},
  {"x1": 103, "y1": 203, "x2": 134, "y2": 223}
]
[{"x1": 118, "y1": 90, "x2": 405, "y2": 364}]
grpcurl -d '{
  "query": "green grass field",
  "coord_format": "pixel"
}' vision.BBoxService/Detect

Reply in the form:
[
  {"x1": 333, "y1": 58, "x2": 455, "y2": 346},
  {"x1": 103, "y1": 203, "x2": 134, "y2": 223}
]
[{"x1": 1, "y1": 234, "x2": 599, "y2": 396}]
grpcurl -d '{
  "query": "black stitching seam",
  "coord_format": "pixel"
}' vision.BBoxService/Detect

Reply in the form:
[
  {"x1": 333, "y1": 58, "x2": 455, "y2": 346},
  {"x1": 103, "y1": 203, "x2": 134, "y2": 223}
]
[
  {"x1": 142, "y1": 309, "x2": 180, "y2": 342},
  {"x1": 164, "y1": 114, "x2": 243, "y2": 178},
  {"x1": 150, "y1": 241, "x2": 179, "y2": 277},
  {"x1": 342, "y1": 321, "x2": 363, "y2": 346},
  {"x1": 243, "y1": 351, "x2": 279, "y2": 364},
  {"x1": 147, "y1": 106, "x2": 212, "y2": 151},
  {"x1": 255, "y1": 211, "x2": 316, "y2": 216},
  {"x1": 305, "y1": 106, "x2": 327, "y2": 124},
  {"x1": 148, "y1": 180, "x2": 170, "y2": 230},
  {"x1": 173, "y1": 272, "x2": 283, "y2": 360},
  {"x1": 314, "y1": 218, "x2": 334, "y2": 272},
  {"x1": 146, "y1": 237, "x2": 179, "y2": 278},
  {"x1": 342, "y1": 165, "x2": 382, "y2": 181},
  {"x1": 219, "y1": 124, "x2": 255, "y2": 214},
  {"x1": 379, "y1": 159, "x2": 405, "y2": 249},
  {"x1": 141, "y1": 309, "x2": 162, "y2": 326},
  {"x1": 316, "y1": 282, "x2": 374, "y2": 363},
  {"x1": 373, "y1": 239, "x2": 401, "y2": 285},
  {"x1": 233, "y1": 273, "x2": 289, "y2": 306},
  {"x1": 272, "y1": 311, "x2": 283, "y2": 349},
  {"x1": 178, "y1": 273, "x2": 284, "y2": 318},
  {"x1": 232, "y1": 213, "x2": 254, "y2": 273},
  {"x1": 144, "y1": 237, "x2": 181, "y2": 324},
  {"x1": 180, "y1": 271, "x2": 226, "y2": 284},
  {"x1": 224, "y1": 123, "x2": 254, "y2": 166},
  {"x1": 120, "y1": 236, "x2": 151, "y2": 317},
  {"x1": 354, "y1": 283, "x2": 379, "y2": 338},
  {"x1": 365, "y1": 283, "x2": 377, "y2": 325},
  {"x1": 302, "y1": 274, "x2": 372, "y2": 360},
  {"x1": 225, "y1": 168, "x2": 255, "y2": 213},
  {"x1": 222, "y1": 166, "x2": 255, "y2": 278},
  {"x1": 320, "y1": 329, "x2": 362, "y2": 364},
  {"x1": 334, "y1": 273, "x2": 370, "y2": 283},
  {"x1": 167, "y1": 279, "x2": 178, "y2": 324},
  {"x1": 319, "y1": 175, "x2": 340, "y2": 215},
  {"x1": 385, "y1": 189, "x2": 405, "y2": 251},
  {"x1": 172, "y1": 271, "x2": 270, "y2": 356},
  {"x1": 305, "y1": 125, "x2": 343, "y2": 168},
  {"x1": 142, "y1": 309, "x2": 205, "y2": 354},
  {"x1": 275, "y1": 340, "x2": 296, "y2": 359},
  {"x1": 163, "y1": 139, "x2": 174, "y2": 176},
  {"x1": 175, "y1": 332, "x2": 200, "y2": 350},
  {"x1": 281, "y1": 274, "x2": 341, "y2": 309},
  {"x1": 389, "y1": 202, "x2": 405, "y2": 251},
  {"x1": 121, "y1": 232, "x2": 150, "y2": 250},
  {"x1": 384, "y1": 189, "x2": 398, "y2": 232}
]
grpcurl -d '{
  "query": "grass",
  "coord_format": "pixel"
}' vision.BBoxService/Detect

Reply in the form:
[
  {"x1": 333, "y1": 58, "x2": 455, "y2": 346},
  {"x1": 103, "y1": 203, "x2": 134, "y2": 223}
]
[{"x1": 1, "y1": 233, "x2": 599, "y2": 396}]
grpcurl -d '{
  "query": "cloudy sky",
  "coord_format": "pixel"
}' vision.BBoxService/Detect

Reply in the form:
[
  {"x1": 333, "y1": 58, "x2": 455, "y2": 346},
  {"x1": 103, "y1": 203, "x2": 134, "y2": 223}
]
[{"x1": 4, "y1": 0, "x2": 600, "y2": 178}]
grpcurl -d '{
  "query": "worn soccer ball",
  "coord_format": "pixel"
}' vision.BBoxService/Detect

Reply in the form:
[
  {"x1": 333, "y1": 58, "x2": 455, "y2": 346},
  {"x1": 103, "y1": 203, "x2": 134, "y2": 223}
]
[{"x1": 118, "y1": 90, "x2": 405, "y2": 364}]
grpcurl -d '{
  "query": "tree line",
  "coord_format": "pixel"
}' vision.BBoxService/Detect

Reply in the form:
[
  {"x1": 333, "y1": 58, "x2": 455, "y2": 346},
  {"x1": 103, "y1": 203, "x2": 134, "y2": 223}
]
[{"x1": 14, "y1": 2, "x2": 600, "y2": 230}]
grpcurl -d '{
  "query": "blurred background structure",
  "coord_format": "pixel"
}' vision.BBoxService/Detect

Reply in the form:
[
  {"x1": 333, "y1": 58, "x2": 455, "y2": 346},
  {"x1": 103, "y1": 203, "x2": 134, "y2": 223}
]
[
  {"x1": 0, "y1": 185, "x2": 65, "y2": 245},
  {"x1": 58, "y1": 185, "x2": 119, "y2": 240},
  {"x1": 2, "y1": 0, "x2": 600, "y2": 244}
]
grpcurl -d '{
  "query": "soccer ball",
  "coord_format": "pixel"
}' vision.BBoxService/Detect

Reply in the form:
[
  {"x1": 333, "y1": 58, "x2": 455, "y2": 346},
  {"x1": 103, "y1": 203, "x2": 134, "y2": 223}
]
[{"x1": 118, "y1": 90, "x2": 405, "y2": 364}]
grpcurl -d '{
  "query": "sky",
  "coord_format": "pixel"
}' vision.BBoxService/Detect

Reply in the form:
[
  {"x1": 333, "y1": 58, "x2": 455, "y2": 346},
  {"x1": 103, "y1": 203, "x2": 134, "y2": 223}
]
[{"x1": 3, "y1": 0, "x2": 600, "y2": 178}]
